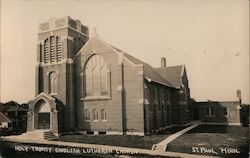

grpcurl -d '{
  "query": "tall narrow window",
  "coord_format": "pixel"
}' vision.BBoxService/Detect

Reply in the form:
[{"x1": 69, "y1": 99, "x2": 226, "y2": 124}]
[
  {"x1": 49, "y1": 72, "x2": 57, "y2": 94},
  {"x1": 223, "y1": 107, "x2": 228, "y2": 117},
  {"x1": 85, "y1": 109, "x2": 90, "y2": 121},
  {"x1": 100, "y1": 65, "x2": 108, "y2": 95},
  {"x1": 84, "y1": 55, "x2": 109, "y2": 97},
  {"x1": 93, "y1": 109, "x2": 98, "y2": 121},
  {"x1": 148, "y1": 87, "x2": 153, "y2": 112},
  {"x1": 101, "y1": 109, "x2": 107, "y2": 121},
  {"x1": 154, "y1": 88, "x2": 160, "y2": 111},
  {"x1": 85, "y1": 64, "x2": 92, "y2": 96}
]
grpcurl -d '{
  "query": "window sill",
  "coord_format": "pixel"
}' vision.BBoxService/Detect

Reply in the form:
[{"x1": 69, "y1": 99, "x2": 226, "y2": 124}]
[
  {"x1": 50, "y1": 93, "x2": 58, "y2": 96},
  {"x1": 81, "y1": 96, "x2": 111, "y2": 101}
]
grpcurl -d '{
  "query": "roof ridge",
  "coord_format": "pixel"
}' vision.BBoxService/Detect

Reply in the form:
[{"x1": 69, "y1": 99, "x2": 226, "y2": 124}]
[{"x1": 0, "y1": 112, "x2": 12, "y2": 123}]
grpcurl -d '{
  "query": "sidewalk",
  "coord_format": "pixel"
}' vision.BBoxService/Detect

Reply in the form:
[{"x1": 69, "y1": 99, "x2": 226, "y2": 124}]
[
  {"x1": 153, "y1": 121, "x2": 202, "y2": 151},
  {"x1": 1, "y1": 135, "x2": 219, "y2": 158}
]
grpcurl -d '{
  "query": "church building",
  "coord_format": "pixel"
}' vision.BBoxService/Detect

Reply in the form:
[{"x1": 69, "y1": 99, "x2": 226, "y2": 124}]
[{"x1": 27, "y1": 16, "x2": 191, "y2": 137}]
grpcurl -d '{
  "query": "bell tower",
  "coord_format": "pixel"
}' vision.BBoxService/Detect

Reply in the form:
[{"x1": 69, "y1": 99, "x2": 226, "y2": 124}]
[{"x1": 36, "y1": 16, "x2": 89, "y2": 131}]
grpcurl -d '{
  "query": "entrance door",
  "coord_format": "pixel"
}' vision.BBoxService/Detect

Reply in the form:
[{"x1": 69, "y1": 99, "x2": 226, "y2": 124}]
[{"x1": 38, "y1": 113, "x2": 50, "y2": 129}]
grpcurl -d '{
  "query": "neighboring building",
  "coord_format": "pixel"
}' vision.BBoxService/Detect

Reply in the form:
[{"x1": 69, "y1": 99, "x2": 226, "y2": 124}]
[
  {"x1": 0, "y1": 101, "x2": 28, "y2": 133},
  {"x1": 5, "y1": 105, "x2": 28, "y2": 133},
  {"x1": 0, "y1": 112, "x2": 12, "y2": 130},
  {"x1": 26, "y1": 16, "x2": 191, "y2": 136},
  {"x1": 192, "y1": 101, "x2": 241, "y2": 126}
]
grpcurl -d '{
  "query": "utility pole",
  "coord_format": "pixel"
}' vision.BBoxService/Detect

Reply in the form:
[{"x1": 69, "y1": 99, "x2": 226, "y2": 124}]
[{"x1": 236, "y1": 89, "x2": 242, "y2": 105}]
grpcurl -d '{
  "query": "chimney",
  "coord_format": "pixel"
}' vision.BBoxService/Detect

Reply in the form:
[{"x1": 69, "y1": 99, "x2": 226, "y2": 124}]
[{"x1": 161, "y1": 57, "x2": 166, "y2": 68}]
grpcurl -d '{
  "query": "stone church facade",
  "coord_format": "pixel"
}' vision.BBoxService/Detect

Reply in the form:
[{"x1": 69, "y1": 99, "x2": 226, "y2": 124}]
[{"x1": 27, "y1": 16, "x2": 191, "y2": 136}]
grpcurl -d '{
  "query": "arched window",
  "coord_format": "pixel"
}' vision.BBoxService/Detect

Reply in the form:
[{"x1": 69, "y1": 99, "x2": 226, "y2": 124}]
[
  {"x1": 154, "y1": 88, "x2": 160, "y2": 111},
  {"x1": 148, "y1": 87, "x2": 153, "y2": 112},
  {"x1": 93, "y1": 109, "x2": 98, "y2": 121},
  {"x1": 84, "y1": 55, "x2": 109, "y2": 97},
  {"x1": 85, "y1": 109, "x2": 90, "y2": 121},
  {"x1": 49, "y1": 72, "x2": 57, "y2": 94},
  {"x1": 101, "y1": 109, "x2": 107, "y2": 121}
]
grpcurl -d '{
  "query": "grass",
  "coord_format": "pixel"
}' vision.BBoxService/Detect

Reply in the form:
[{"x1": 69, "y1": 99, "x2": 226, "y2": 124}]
[
  {"x1": 167, "y1": 125, "x2": 249, "y2": 158},
  {"x1": 57, "y1": 125, "x2": 188, "y2": 149}
]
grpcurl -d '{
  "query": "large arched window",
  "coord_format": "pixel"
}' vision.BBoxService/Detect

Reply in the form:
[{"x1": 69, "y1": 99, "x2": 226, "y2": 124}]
[
  {"x1": 101, "y1": 109, "x2": 107, "y2": 121},
  {"x1": 49, "y1": 72, "x2": 57, "y2": 94},
  {"x1": 84, "y1": 55, "x2": 109, "y2": 97}
]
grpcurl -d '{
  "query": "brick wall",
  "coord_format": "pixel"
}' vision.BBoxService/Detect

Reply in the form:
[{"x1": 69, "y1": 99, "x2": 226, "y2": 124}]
[{"x1": 194, "y1": 101, "x2": 241, "y2": 125}]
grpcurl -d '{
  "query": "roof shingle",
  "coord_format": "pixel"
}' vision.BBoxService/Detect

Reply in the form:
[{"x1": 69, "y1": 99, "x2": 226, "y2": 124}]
[{"x1": 155, "y1": 65, "x2": 184, "y2": 88}]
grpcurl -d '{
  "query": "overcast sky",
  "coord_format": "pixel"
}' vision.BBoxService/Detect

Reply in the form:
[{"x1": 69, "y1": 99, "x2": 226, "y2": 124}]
[{"x1": 1, "y1": 0, "x2": 249, "y2": 104}]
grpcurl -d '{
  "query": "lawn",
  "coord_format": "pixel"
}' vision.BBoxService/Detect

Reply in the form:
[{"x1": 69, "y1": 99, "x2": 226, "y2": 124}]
[
  {"x1": 56, "y1": 125, "x2": 188, "y2": 149},
  {"x1": 167, "y1": 125, "x2": 249, "y2": 158}
]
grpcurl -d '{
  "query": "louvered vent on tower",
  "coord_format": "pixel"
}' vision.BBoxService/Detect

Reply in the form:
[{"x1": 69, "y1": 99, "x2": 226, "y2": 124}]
[
  {"x1": 73, "y1": 38, "x2": 83, "y2": 55},
  {"x1": 43, "y1": 36, "x2": 63, "y2": 64},
  {"x1": 50, "y1": 36, "x2": 56, "y2": 62},
  {"x1": 56, "y1": 37, "x2": 62, "y2": 61},
  {"x1": 44, "y1": 39, "x2": 49, "y2": 63}
]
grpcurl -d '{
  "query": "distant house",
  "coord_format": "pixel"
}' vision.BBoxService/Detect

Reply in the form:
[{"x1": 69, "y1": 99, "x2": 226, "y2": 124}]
[
  {"x1": 192, "y1": 101, "x2": 241, "y2": 126},
  {"x1": 0, "y1": 112, "x2": 12, "y2": 130},
  {"x1": 0, "y1": 101, "x2": 28, "y2": 133},
  {"x1": 5, "y1": 105, "x2": 28, "y2": 132}
]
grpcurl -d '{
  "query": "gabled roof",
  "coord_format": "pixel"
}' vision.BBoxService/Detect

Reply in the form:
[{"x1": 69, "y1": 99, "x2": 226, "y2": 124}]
[
  {"x1": 77, "y1": 36, "x2": 175, "y2": 88},
  {"x1": 0, "y1": 112, "x2": 12, "y2": 123},
  {"x1": 155, "y1": 65, "x2": 184, "y2": 88},
  {"x1": 123, "y1": 53, "x2": 173, "y2": 87},
  {"x1": 107, "y1": 41, "x2": 174, "y2": 87}
]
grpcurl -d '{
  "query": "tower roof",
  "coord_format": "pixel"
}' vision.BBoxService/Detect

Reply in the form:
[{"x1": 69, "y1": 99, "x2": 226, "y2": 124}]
[{"x1": 38, "y1": 16, "x2": 89, "y2": 36}]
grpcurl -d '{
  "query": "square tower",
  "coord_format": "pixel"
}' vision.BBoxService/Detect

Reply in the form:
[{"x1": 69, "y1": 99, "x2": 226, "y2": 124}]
[{"x1": 36, "y1": 16, "x2": 89, "y2": 131}]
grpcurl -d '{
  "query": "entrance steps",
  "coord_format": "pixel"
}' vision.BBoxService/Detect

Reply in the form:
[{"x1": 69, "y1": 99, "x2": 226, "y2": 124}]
[
  {"x1": 44, "y1": 131, "x2": 57, "y2": 140},
  {"x1": 19, "y1": 130, "x2": 57, "y2": 140}
]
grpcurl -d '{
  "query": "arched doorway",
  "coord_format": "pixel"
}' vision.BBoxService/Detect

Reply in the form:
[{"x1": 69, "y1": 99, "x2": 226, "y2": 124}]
[{"x1": 34, "y1": 100, "x2": 51, "y2": 130}]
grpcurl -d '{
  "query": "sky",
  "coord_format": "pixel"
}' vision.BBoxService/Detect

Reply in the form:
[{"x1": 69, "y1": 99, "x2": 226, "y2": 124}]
[{"x1": 0, "y1": 0, "x2": 249, "y2": 104}]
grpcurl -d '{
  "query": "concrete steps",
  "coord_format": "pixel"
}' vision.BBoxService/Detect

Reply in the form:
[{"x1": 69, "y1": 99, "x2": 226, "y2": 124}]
[
  {"x1": 44, "y1": 131, "x2": 57, "y2": 140},
  {"x1": 18, "y1": 130, "x2": 57, "y2": 140},
  {"x1": 152, "y1": 144, "x2": 166, "y2": 151}
]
